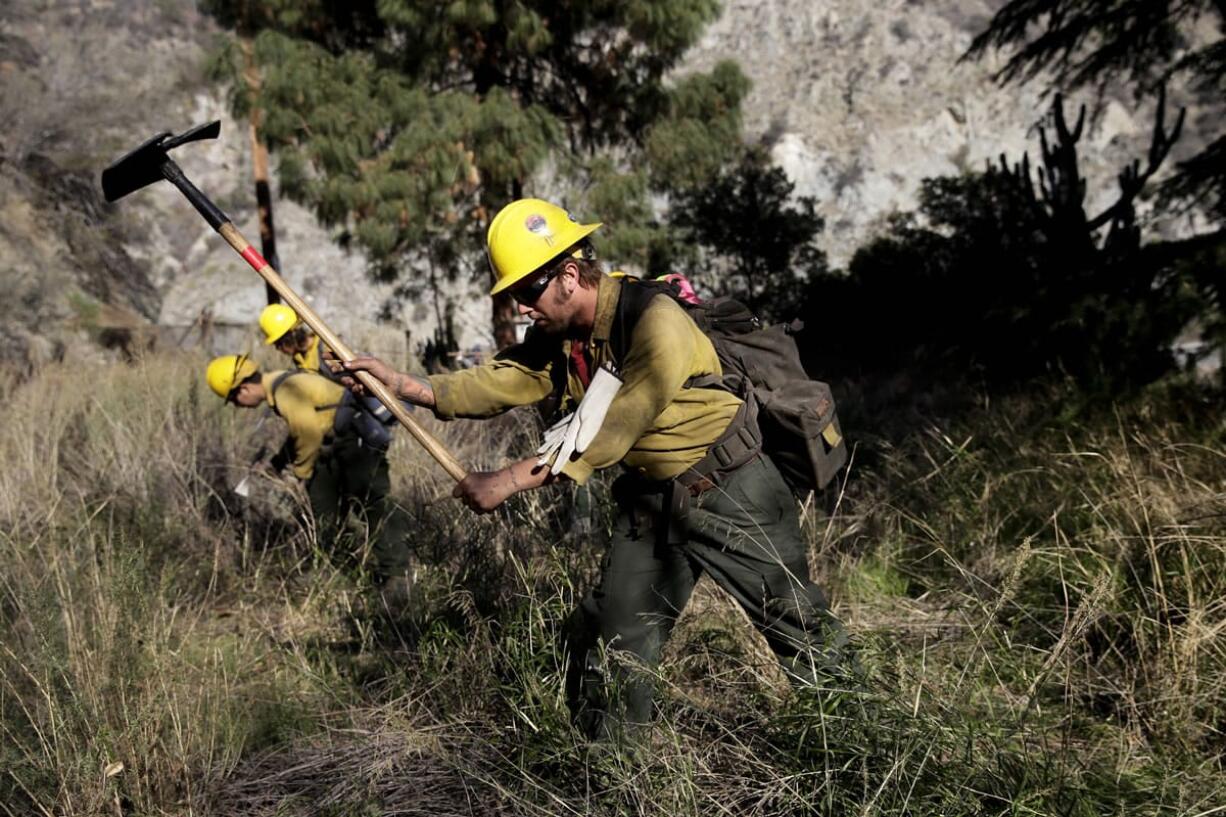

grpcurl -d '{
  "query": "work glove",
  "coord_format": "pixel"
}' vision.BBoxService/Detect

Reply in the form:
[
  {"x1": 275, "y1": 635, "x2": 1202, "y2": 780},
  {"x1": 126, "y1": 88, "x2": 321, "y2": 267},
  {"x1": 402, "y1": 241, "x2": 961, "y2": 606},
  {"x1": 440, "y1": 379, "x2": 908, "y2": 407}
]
[
  {"x1": 535, "y1": 363, "x2": 623, "y2": 475},
  {"x1": 537, "y1": 412, "x2": 575, "y2": 466}
]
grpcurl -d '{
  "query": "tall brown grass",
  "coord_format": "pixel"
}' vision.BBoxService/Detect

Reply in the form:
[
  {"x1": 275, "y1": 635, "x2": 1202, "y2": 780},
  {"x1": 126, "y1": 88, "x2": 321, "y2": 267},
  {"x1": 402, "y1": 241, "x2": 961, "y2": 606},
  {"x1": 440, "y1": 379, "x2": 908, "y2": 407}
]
[{"x1": 2, "y1": 354, "x2": 1223, "y2": 816}]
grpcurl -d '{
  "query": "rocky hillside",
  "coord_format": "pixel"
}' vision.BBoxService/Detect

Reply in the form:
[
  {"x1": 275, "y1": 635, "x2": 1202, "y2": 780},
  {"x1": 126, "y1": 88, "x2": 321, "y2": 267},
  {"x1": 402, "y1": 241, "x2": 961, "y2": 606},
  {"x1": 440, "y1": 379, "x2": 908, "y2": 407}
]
[
  {"x1": 682, "y1": 0, "x2": 1223, "y2": 265},
  {"x1": 0, "y1": 0, "x2": 1218, "y2": 363},
  {"x1": 0, "y1": 0, "x2": 416, "y2": 367}
]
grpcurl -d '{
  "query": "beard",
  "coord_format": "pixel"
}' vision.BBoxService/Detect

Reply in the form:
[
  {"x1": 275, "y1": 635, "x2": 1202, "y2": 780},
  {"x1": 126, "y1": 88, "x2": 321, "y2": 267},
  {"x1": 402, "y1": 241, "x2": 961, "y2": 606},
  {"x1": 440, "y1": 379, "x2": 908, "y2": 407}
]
[
  {"x1": 531, "y1": 286, "x2": 576, "y2": 336},
  {"x1": 532, "y1": 315, "x2": 561, "y2": 335}
]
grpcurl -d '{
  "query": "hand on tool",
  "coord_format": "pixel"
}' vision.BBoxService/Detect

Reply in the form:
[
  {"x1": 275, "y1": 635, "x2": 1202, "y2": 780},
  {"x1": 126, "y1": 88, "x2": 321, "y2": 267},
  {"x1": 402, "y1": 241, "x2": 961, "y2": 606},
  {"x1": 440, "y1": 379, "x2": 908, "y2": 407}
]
[
  {"x1": 233, "y1": 461, "x2": 296, "y2": 499},
  {"x1": 253, "y1": 459, "x2": 279, "y2": 477},
  {"x1": 335, "y1": 355, "x2": 435, "y2": 407},
  {"x1": 452, "y1": 470, "x2": 517, "y2": 514},
  {"x1": 327, "y1": 354, "x2": 394, "y2": 394},
  {"x1": 453, "y1": 457, "x2": 559, "y2": 513}
]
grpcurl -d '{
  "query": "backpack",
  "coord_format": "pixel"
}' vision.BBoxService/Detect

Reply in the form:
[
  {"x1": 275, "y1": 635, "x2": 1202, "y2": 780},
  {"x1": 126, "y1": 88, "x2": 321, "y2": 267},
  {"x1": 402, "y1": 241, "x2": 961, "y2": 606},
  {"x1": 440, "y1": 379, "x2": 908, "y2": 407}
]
[
  {"x1": 610, "y1": 279, "x2": 848, "y2": 495},
  {"x1": 270, "y1": 370, "x2": 402, "y2": 453}
]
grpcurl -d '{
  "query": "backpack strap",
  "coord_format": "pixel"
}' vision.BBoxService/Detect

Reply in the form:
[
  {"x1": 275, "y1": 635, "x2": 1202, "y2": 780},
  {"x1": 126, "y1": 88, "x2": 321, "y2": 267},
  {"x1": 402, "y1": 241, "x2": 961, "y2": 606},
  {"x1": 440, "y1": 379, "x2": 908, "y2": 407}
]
[
  {"x1": 609, "y1": 278, "x2": 673, "y2": 366},
  {"x1": 270, "y1": 369, "x2": 296, "y2": 397},
  {"x1": 611, "y1": 278, "x2": 764, "y2": 488},
  {"x1": 267, "y1": 370, "x2": 297, "y2": 418},
  {"x1": 675, "y1": 399, "x2": 763, "y2": 494},
  {"x1": 610, "y1": 279, "x2": 721, "y2": 390}
]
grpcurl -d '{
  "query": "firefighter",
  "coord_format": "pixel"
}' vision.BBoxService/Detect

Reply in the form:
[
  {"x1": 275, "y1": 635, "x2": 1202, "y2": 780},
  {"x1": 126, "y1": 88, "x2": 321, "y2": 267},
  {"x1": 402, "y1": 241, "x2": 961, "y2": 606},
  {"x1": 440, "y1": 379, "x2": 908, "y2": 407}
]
[
  {"x1": 337, "y1": 198, "x2": 850, "y2": 740},
  {"x1": 206, "y1": 354, "x2": 413, "y2": 609}
]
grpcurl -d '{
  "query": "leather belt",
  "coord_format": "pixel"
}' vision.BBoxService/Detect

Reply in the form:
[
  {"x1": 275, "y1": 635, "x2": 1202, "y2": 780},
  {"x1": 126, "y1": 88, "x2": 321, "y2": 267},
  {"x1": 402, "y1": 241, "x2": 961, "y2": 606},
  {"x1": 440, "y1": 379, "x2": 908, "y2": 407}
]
[{"x1": 686, "y1": 475, "x2": 716, "y2": 497}]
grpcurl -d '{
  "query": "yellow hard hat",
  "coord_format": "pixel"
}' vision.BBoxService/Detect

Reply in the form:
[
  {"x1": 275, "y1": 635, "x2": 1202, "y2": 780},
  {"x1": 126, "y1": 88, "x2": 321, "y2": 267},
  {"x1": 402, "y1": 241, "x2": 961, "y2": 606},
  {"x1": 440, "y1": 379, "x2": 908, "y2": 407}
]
[
  {"x1": 205, "y1": 354, "x2": 259, "y2": 399},
  {"x1": 486, "y1": 199, "x2": 602, "y2": 295},
  {"x1": 259, "y1": 303, "x2": 300, "y2": 345}
]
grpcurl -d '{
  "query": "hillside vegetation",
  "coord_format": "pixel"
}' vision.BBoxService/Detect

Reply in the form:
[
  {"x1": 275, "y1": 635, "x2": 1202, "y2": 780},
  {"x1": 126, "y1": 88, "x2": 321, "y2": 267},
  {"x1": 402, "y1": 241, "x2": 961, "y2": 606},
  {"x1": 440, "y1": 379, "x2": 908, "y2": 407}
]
[{"x1": 2, "y1": 354, "x2": 1223, "y2": 815}]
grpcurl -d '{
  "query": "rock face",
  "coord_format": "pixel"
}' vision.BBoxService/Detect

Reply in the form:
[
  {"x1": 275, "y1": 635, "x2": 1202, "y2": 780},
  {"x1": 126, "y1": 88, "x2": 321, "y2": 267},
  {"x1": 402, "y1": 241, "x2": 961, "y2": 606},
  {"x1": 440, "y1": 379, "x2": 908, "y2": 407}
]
[
  {"x1": 0, "y1": 0, "x2": 481, "y2": 366},
  {"x1": 0, "y1": 0, "x2": 1218, "y2": 363},
  {"x1": 680, "y1": 0, "x2": 1221, "y2": 266},
  {"x1": 0, "y1": 147, "x2": 161, "y2": 369}
]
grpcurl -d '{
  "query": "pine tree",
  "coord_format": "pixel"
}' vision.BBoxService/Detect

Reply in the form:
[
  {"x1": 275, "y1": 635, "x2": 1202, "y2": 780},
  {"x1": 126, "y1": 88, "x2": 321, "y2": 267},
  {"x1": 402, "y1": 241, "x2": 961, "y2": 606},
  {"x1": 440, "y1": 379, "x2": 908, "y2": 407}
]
[
  {"x1": 803, "y1": 96, "x2": 1203, "y2": 390},
  {"x1": 669, "y1": 147, "x2": 827, "y2": 321},
  {"x1": 965, "y1": 0, "x2": 1226, "y2": 221},
  {"x1": 965, "y1": 2, "x2": 1226, "y2": 383},
  {"x1": 203, "y1": 0, "x2": 747, "y2": 347}
]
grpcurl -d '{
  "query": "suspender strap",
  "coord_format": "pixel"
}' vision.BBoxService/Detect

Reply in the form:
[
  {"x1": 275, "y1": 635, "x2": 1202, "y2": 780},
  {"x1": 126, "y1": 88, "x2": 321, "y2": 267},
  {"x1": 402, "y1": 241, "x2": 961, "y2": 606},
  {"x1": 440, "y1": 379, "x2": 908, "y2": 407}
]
[
  {"x1": 268, "y1": 370, "x2": 297, "y2": 418},
  {"x1": 270, "y1": 370, "x2": 345, "y2": 413}
]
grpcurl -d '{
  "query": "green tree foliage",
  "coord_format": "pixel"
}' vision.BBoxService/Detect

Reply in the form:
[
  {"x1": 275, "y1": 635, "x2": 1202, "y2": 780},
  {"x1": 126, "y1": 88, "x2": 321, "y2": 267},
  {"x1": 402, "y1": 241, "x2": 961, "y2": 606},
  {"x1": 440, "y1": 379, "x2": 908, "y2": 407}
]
[
  {"x1": 203, "y1": 0, "x2": 747, "y2": 336},
  {"x1": 803, "y1": 173, "x2": 1057, "y2": 380},
  {"x1": 965, "y1": 0, "x2": 1226, "y2": 221},
  {"x1": 801, "y1": 99, "x2": 1206, "y2": 390},
  {"x1": 669, "y1": 147, "x2": 827, "y2": 321}
]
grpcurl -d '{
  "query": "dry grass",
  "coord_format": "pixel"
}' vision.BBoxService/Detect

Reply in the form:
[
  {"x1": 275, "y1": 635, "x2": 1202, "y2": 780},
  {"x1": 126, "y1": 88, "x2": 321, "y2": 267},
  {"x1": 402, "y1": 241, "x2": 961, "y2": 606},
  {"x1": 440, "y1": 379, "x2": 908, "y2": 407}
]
[{"x1": 1, "y1": 354, "x2": 1224, "y2": 815}]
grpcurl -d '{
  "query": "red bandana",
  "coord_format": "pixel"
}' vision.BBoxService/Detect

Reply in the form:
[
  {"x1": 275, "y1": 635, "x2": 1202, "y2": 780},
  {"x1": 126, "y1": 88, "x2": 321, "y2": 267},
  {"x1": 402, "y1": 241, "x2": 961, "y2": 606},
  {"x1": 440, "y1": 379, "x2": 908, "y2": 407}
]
[{"x1": 571, "y1": 340, "x2": 592, "y2": 389}]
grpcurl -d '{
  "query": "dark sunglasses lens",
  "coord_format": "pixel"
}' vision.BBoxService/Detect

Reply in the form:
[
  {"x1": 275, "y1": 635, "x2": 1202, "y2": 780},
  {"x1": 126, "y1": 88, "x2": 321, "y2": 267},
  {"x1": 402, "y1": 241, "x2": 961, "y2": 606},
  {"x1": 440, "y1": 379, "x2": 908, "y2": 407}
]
[{"x1": 513, "y1": 273, "x2": 551, "y2": 304}]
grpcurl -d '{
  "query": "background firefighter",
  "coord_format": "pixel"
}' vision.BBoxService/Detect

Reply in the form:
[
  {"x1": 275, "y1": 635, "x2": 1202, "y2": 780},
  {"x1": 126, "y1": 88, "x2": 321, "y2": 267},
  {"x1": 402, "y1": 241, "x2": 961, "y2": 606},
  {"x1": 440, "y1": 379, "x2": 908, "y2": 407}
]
[{"x1": 205, "y1": 354, "x2": 414, "y2": 609}]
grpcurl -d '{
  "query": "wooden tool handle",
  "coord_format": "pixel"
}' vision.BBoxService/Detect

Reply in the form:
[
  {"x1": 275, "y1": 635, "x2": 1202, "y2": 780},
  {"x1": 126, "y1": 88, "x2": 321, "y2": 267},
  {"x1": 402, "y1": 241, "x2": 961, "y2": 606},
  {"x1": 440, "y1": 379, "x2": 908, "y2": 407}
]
[{"x1": 218, "y1": 223, "x2": 468, "y2": 483}]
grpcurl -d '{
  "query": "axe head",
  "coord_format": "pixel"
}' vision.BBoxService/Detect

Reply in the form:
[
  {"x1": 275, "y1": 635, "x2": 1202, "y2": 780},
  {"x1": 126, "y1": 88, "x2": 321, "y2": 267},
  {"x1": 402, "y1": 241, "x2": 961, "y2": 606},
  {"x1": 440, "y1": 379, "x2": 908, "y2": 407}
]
[{"x1": 101, "y1": 120, "x2": 222, "y2": 202}]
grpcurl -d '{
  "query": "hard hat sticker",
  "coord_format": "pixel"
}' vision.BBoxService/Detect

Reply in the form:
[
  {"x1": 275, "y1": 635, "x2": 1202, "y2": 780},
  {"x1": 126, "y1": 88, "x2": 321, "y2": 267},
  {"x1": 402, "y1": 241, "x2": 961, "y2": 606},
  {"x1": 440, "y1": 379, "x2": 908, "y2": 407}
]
[{"x1": 525, "y1": 214, "x2": 552, "y2": 237}]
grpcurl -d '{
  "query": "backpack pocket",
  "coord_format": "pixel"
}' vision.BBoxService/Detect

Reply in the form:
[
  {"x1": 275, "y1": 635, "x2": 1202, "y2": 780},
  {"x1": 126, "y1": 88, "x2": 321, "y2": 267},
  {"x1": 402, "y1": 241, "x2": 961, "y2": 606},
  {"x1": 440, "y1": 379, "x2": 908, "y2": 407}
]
[{"x1": 758, "y1": 380, "x2": 847, "y2": 495}]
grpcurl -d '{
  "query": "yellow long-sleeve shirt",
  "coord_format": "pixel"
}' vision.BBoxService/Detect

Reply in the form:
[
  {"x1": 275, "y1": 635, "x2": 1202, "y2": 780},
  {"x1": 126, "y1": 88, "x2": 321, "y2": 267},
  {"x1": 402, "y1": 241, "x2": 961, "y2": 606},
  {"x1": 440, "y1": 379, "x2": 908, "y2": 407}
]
[
  {"x1": 428, "y1": 275, "x2": 742, "y2": 484},
  {"x1": 262, "y1": 370, "x2": 345, "y2": 480},
  {"x1": 293, "y1": 335, "x2": 322, "y2": 373}
]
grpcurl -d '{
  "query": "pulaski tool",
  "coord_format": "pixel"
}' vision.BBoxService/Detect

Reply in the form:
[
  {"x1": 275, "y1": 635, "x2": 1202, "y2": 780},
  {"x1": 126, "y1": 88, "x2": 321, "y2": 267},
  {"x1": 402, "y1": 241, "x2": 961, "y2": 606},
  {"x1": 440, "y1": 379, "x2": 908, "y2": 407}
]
[{"x1": 102, "y1": 121, "x2": 467, "y2": 482}]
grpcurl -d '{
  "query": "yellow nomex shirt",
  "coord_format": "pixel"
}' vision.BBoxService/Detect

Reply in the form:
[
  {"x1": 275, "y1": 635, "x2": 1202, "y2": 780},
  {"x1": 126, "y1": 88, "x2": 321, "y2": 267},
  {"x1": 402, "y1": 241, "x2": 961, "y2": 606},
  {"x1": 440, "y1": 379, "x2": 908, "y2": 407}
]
[
  {"x1": 261, "y1": 370, "x2": 345, "y2": 480},
  {"x1": 293, "y1": 335, "x2": 323, "y2": 373},
  {"x1": 428, "y1": 275, "x2": 742, "y2": 484}
]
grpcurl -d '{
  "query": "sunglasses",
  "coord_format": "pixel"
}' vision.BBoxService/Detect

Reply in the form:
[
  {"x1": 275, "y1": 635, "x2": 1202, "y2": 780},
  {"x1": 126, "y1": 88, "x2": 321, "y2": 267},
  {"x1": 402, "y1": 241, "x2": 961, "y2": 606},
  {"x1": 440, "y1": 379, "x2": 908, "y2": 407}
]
[{"x1": 509, "y1": 268, "x2": 560, "y2": 306}]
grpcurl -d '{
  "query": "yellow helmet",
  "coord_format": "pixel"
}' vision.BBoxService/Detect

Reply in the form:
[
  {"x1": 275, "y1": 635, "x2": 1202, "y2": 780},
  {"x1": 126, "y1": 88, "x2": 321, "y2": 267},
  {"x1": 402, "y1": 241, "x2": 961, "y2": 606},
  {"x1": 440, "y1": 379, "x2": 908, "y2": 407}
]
[
  {"x1": 486, "y1": 198, "x2": 602, "y2": 295},
  {"x1": 259, "y1": 303, "x2": 300, "y2": 345},
  {"x1": 205, "y1": 354, "x2": 259, "y2": 399}
]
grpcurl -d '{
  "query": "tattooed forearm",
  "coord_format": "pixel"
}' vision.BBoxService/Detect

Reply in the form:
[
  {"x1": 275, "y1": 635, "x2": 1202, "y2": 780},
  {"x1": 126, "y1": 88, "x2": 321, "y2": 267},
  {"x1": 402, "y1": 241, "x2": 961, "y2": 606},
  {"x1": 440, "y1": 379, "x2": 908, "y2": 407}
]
[{"x1": 391, "y1": 372, "x2": 435, "y2": 406}]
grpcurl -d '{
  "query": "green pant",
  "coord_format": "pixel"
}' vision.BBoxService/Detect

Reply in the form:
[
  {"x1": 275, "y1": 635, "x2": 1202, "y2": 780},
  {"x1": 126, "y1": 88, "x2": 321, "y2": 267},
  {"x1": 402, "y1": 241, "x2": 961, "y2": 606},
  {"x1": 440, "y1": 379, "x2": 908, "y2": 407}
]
[
  {"x1": 306, "y1": 430, "x2": 411, "y2": 578},
  {"x1": 566, "y1": 454, "x2": 848, "y2": 740}
]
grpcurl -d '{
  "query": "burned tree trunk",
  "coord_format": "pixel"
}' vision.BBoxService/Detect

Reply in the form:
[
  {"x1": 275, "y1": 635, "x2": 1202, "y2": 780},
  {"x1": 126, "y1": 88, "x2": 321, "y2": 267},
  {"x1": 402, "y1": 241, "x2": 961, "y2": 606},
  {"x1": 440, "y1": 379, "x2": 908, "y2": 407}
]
[
  {"x1": 242, "y1": 36, "x2": 280, "y2": 305},
  {"x1": 993, "y1": 88, "x2": 1185, "y2": 259}
]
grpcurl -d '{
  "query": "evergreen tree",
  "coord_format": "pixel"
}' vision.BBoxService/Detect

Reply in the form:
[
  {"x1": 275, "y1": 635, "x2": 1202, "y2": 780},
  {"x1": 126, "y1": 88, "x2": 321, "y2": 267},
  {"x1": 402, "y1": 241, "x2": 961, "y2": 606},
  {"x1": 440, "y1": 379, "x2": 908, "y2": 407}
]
[
  {"x1": 965, "y1": 0, "x2": 1226, "y2": 221},
  {"x1": 802, "y1": 103, "x2": 1202, "y2": 390},
  {"x1": 803, "y1": 173, "x2": 1053, "y2": 380},
  {"x1": 203, "y1": 0, "x2": 747, "y2": 346},
  {"x1": 669, "y1": 147, "x2": 827, "y2": 321},
  {"x1": 966, "y1": 4, "x2": 1226, "y2": 384}
]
